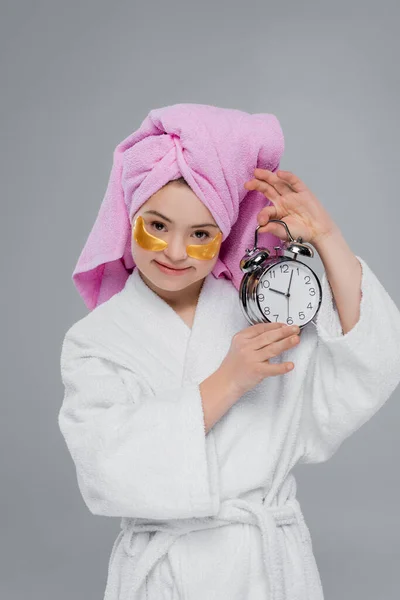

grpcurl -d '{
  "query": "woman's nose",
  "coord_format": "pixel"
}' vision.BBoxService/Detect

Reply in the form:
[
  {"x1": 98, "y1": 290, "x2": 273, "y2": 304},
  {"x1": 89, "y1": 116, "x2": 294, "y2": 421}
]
[{"x1": 163, "y1": 236, "x2": 188, "y2": 260}]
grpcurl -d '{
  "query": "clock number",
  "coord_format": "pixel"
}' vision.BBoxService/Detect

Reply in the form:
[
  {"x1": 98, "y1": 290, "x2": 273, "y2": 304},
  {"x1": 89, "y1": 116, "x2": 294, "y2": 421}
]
[{"x1": 258, "y1": 268, "x2": 317, "y2": 325}]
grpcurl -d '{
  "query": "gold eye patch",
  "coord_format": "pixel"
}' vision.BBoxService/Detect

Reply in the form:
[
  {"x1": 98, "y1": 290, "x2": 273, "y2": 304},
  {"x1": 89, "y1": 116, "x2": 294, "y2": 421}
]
[
  {"x1": 132, "y1": 215, "x2": 223, "y2": 260},
  {"x1": 186, "y1": 231, "x2": 223, "y2": 260}
]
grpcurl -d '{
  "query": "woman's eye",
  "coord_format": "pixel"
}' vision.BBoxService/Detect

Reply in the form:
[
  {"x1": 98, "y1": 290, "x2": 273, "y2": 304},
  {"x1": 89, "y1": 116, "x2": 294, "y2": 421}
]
[
  {"x1": 150, "y1": 221, "x2": 210, "y2": 240},
  {"x1": 151, "y1": 221, "x2": 165, "y2": 232},
  {"x1": 194, "y1": 231, "x2": 210, "y2": 240}
]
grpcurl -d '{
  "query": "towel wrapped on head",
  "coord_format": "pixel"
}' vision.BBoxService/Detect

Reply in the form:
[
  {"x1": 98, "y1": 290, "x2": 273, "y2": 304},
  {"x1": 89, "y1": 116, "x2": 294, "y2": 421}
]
[{"x1": 72, "y1": 103, "x2": 286, "y2": 309}]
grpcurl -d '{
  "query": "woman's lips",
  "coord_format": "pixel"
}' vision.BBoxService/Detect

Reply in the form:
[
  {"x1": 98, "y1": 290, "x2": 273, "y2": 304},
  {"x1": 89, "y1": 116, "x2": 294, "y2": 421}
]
[{"x1": 154, "y1": 260, "x2": 191, "y2": 274}]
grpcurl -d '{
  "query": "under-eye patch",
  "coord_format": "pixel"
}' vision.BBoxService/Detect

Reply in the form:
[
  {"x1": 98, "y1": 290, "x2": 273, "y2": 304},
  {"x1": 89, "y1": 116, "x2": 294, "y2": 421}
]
[{"x1": 132, "y1": 215, "x2": 223, "y2": 260}]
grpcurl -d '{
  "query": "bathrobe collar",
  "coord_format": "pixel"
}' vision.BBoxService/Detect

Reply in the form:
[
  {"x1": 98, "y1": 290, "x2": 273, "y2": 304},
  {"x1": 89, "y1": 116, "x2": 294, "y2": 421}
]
[{"x1": 119, "y1": 267, "x2": 244, "y2": 386}]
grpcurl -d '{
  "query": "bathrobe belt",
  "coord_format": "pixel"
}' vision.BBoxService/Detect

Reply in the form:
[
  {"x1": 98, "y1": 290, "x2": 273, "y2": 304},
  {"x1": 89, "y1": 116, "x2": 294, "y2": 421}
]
[{"x1": 119, "y1": 495, "x2": 314, "y2": 600}]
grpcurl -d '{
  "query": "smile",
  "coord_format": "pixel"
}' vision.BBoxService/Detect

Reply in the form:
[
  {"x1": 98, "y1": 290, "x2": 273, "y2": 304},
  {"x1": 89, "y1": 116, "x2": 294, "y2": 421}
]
[{"x1": 154, "y1": 260, "x2": 192, "y2": 274}]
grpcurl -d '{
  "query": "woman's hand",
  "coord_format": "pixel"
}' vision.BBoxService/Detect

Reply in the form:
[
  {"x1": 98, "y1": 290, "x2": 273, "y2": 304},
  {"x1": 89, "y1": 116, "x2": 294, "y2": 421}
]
[
  {"x1": 244, "y1": 168, "x2": 339, "y2": 246},
  {"x1": 217, "y1": 322, "x2": 300, "y2": 398}
]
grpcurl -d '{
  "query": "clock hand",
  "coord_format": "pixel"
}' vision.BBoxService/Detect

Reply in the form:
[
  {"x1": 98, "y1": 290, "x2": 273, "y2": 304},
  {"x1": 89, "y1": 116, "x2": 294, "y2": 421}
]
[
  {"x1": 269, "y1": 287, "x2": 289, "y2": 297},
  {"x1": 286, "y1": 269, "x2": 294, "y2": 296},
  {"x1": 286, "y1": 269, "x2": 294, "y2": 323}
]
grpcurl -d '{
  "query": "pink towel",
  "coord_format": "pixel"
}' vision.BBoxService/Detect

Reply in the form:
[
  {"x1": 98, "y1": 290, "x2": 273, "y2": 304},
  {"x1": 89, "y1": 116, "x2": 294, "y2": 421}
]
[{"x1": 72, "y1": 103, "x2": 285, "y2": 309}]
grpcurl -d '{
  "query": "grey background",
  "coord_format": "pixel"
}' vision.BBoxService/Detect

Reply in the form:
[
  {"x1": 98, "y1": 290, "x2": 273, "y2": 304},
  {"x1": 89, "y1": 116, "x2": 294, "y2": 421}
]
[{"x1": 1, "y1": 1, "x2": 399, "y2": 599}]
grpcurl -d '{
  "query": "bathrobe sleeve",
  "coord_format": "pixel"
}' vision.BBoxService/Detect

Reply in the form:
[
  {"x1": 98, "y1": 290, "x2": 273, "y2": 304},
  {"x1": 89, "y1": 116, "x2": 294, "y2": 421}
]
[
  {"x1": 298, "y1": 255, "x2": 400, "y2": 464},
  {"x1": 58, "y1": 329, "x2": 220, "y2": 520}
]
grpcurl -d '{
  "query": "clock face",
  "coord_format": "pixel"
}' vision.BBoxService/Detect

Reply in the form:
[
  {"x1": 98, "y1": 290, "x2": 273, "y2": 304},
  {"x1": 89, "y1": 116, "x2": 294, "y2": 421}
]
[{"x1": 256, "y1": 260, "x2": 321, "y2": 326}]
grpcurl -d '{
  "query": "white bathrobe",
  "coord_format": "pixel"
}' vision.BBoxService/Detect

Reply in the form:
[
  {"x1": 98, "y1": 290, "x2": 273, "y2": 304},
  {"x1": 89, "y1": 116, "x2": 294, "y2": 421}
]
[{"x1": 58, "y1": 255, "x2": 400, "y2": 600}]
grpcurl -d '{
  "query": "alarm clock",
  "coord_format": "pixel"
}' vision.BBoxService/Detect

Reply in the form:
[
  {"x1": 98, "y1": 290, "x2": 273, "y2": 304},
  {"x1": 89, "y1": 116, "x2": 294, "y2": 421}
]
[{"x1": 239, "y1": 219, "x2": 322, "y2": 329}]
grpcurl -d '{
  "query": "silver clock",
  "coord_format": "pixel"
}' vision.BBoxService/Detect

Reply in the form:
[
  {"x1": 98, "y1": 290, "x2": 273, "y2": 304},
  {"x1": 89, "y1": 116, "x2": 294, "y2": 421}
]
[{"x1": 239, "y1": 220, "x2": 322, "y2": 329}]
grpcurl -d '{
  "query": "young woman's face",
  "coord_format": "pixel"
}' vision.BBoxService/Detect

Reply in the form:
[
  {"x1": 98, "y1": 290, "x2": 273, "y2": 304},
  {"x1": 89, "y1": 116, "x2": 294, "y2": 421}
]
[{"x1": 130, "y1": 181, "x2": 222, "y2": 293}]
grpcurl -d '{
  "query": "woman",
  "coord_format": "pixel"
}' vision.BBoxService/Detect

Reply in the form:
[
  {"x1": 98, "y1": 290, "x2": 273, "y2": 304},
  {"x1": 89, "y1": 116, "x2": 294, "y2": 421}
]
[{"x1": 58, "y1": 103, "x2": 400, "y2": 599}]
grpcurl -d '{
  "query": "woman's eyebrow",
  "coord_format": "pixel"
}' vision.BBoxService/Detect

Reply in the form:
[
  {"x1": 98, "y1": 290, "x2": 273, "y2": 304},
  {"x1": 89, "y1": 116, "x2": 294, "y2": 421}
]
[{"x1": 144, "y1": 210, "x2": 219, "y2": 229}]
